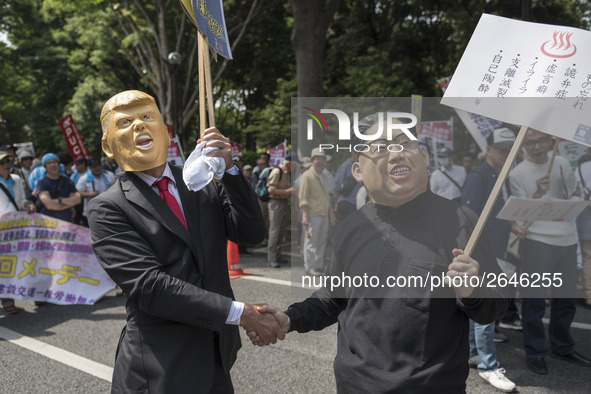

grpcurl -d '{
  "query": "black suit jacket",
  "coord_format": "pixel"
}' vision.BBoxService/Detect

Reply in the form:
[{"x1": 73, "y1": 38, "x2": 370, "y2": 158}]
[{"x1": 88, "y1": 166, "x2": 265, "y2": 393}]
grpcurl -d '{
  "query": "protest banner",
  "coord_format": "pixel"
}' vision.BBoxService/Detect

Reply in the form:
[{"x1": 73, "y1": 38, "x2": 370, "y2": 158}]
[
  {"x1": 438, "y1": 75, "x2": 502, "y2": 153},
  {"x1": 190, "y1": 0, "x2": 232, "y2": 60},
  {"x1": 496, "y1": 196, "x2": 588, "y2": 222},
  {"x1": 166, "y1": 124, "x2": 185, "y2": 166},
  {"x1": 268, "y1": 141, "x2": 287, "y2": 167},
  {"x1": 454, "y1": 109, "x2": 502, "y2": 153},
  {"x1": 230, "y1": 141, "x2": 243, "y2": 157},
  {"x1": 418, "y1": 120, "x2": 453, "y2": 169},
  {"x1": 440, "y1": 14, "x2": 591, "y2": 255},
  {"x1": 559, "y1": 138, "x2": 588, "y2": 171},
  {"x1": 0, "y1": 212, "x2": 116, "y2": 305},
  {"x1": 437, "y1": 76, "x2": 452, "y2": 93},
  {"x1": 58, "y1": 115, "x2": 89, "y2": 160},
  {"x1": 13, "y1": 142, "x2": 35, "y2": 158},
  {"x1": 179, "y1": 0, "x2": 230, "y2": 135}
]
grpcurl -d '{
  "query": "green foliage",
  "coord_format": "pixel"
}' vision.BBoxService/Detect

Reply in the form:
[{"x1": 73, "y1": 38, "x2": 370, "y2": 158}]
[{"x1": 1, "y1": 0, "x2": 590, "y2": 161}]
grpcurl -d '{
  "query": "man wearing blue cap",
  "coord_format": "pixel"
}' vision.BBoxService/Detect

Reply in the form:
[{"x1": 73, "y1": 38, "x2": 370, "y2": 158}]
[{"x1": 35, "y1": 153, "x2": 81, "y2": 222}]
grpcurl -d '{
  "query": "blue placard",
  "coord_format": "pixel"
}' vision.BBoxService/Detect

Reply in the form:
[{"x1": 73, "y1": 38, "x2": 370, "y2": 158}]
[{"x1": 191, "y1": 0, "x2": 232, "y2": 59}]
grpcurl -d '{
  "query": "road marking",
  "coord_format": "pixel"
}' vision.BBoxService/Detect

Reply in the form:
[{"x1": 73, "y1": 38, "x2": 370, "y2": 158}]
[
  {"x1": 0, "y1": 325, "x2": 113, "y2": 382},
  {"x1": 241, "y1": 275, "x2": 292, "y2": 287},
  {"x1": 542, "y1": 318, "x2": 591, "y2": 331}
]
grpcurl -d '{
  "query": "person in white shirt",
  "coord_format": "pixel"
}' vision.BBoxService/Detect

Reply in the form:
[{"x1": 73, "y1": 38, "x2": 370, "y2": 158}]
[
  {"x1": 429, "y1": 147, "x2": 466, "y2": 202},
  {"x1": 510, "y1": 129, "x2": 591, "y2": 374},
  {"x1": 76, "y1": 157, "x2": 115, "y2": 227},
  {"x1": 0, "y1": 150, "x2": 35, "y2": 314}
]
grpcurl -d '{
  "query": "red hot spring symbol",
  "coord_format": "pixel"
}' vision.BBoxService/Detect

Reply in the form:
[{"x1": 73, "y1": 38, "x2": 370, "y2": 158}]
[{"x1": 541, "y1": 31, "x2": 577, "y2": 58}]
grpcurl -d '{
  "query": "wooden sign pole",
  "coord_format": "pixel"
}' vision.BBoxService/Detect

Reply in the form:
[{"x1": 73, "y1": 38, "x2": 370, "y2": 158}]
[
  {"x1": 198, "y1": 33, "x2": 206, "y2": 137},
  {"x1": 464, "y1": 125, "x2": 528, "y2": 256},
  {"x1": 197, "y1": 32, "x2": 216, "y2": 136},
  {"x1": 203, "y1": 43, "x2": 215, "y2": 128}
]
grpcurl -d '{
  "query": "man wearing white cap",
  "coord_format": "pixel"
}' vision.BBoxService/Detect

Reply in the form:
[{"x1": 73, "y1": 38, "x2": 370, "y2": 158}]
[
  {"x1": 299, "y1": 147, "x2": 330, "y2": 275},
  {"x1": 429, "y1": 147, "x2": 465, "y2": 202},
  {"x1": 16, "y1": 150, "x2": 35, "y2": 194}
]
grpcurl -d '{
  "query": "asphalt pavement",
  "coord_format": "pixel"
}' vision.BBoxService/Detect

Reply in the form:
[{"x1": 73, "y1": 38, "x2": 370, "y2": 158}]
[{"x1": 1, "y1": 241, "x2": 590, "y2": 393}]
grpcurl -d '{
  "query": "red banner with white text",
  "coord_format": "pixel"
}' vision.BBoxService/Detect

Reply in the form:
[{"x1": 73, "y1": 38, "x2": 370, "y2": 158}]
[{"x1": 58, "y1": 115, "x2": 89, "y2": 160}]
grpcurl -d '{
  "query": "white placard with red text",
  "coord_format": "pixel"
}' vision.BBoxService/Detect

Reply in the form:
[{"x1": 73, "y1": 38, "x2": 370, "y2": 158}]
[
  {"x1": 442, "y1": 14, "x2": 591, "y2": 146},
  {"x1": 269, "y1": 141, "x2": 286, "y2": 167},
  {"x1": 0, "y1": 212, "x2": 116, "y2": 305},
  {"x1": 58, "y1": 115, "x2": 89, "y2": 160}
]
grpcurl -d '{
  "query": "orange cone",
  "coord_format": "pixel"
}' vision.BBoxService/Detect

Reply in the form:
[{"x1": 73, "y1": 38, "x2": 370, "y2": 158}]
[{"x1": 227, "y1": 240, "x2": 250, "y2": 279}]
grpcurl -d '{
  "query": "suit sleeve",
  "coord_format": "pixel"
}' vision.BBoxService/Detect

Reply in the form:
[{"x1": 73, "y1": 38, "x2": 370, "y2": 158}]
[
  {"x1": 219, "y1": 172, "x2": 266, "y2": 246},
  {"x1": 88, "y1": 195, "x2": 233, "y2": 332},
  {"x1": 285, "y1": 289, "x2": 346, "y2": 333}
]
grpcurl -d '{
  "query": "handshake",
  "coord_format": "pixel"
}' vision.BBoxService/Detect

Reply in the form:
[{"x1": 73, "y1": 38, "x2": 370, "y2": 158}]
[{"x1": 239, "y1": 304, "x2": 290, "y2": 346}]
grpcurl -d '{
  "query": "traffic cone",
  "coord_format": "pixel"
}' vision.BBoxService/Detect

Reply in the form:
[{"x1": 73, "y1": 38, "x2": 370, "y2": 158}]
[{"x1": 227, "y1": 240, "x2": 250, "y2": 279}]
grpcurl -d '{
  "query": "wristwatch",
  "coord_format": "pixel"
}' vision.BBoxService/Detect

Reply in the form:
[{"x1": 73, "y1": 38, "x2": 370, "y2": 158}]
[{"x1": 58, "y1": 197, "x2": 63, "y2": 205}]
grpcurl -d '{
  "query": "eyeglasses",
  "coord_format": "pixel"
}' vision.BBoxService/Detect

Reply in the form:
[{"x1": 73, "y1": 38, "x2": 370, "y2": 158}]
[
  {"x1": 20, "y1": 157, "x2": 33, "y2": 161},
  {"x1": 0, "y1": 159, "x2": 12, "y2": 165},
  {"x1": 360, "y1": 134, "x2": 420, "y2": 159},
  {"x1": 523, "y1": 136, "x2": 553, "y2": 149}
]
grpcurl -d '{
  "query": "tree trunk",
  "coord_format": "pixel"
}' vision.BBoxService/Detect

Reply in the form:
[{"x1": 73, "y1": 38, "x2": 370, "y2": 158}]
[{"x1": 290, "y1": 0, "x2": 342, "y2": 158}]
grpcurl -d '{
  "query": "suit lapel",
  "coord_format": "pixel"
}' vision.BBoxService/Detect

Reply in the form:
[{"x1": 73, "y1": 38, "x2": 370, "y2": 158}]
[
  {"x1": 171, "y1": 166, "x2": 205, "y2": 273},
  {"x1": 121, "y1": 172, "x2": 196, "y2": 256}
]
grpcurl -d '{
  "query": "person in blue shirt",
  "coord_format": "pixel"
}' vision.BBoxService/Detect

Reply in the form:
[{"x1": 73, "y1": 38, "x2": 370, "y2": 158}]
[{"x1": 35, "y1": 153, "x2": 81, "y2": 222}]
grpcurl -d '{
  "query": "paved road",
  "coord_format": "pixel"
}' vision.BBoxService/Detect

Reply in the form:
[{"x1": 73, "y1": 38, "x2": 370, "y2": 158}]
[{"x1": 1, "y1": 243, "x2": 590, "y2": 393}]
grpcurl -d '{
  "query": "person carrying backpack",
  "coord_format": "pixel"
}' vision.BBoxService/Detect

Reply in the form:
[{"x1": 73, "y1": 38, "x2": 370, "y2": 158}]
[
  {"x1": 34, "y1": 153, "x2": 81, "y2": 222},
  {"x1": 265, "y1": 154, "x2": 295, "y2": 268}
]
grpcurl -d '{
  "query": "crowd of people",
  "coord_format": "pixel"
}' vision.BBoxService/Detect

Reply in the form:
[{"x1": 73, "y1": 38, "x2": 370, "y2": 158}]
[
  {"x1": 236, "y1": 123, "x2": 591, "y2": 392},
  {"x1": 0, "y1": 143, "x2": 121, "y2": 314},
  {"x1": 426, "y1": 127, "x2": 591, "y2": 390}
]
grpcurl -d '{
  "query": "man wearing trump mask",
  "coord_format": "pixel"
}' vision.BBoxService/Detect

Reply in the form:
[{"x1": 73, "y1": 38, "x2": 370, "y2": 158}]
[{"x1": 88, "y1": 90, "x2": 282, "y2": 393}]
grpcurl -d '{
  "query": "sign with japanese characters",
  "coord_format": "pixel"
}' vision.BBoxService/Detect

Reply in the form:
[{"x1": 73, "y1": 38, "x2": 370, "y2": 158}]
[
  {"x1": 269, "y1": 141, "x2": 286, "y2": 167},
  {"x1": 559, "y1": 138, "x2": 589, "y2": 172},
  {"x1": 442, "y1": 14, "x2": 591, "y2": 146},
  {"x1": 191, "y1": 0, "x2": 232, "y2": 59},
  {"x1": 230, "y1": 141, "x2": 243, "y2": 157},
  {"x1": 166, "y1": 125, "x2": 185, "y2": 166},
  {"x1": 58, "y1": 115, "x2": 89, "y2": 160},
  {"x1": 0, "y1": 212, "x2": 116, "y2": 305},
  {"x1": 418, "y1": 120, "x2": 453, "y2": 169},
  {"x1": 455, "y1": 109, "x2": 502, "y2": 153},
  {"x1": 496, "y1": 196, "x2": 588, "y2": 222},
  {"x1": 438, "y1": 75, "x2": 502, "y2": 153}
]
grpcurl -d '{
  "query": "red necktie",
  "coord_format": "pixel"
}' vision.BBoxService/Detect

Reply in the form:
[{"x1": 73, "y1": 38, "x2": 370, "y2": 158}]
[{"x1": 153, "y1": 177, "x2": 188, "y2": 230}]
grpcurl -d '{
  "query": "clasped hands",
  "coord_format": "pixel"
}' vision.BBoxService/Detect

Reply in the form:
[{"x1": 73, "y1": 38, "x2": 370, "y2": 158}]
[{"x1": 240, "y1": 304, "x2": 290, "y2": 346}]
